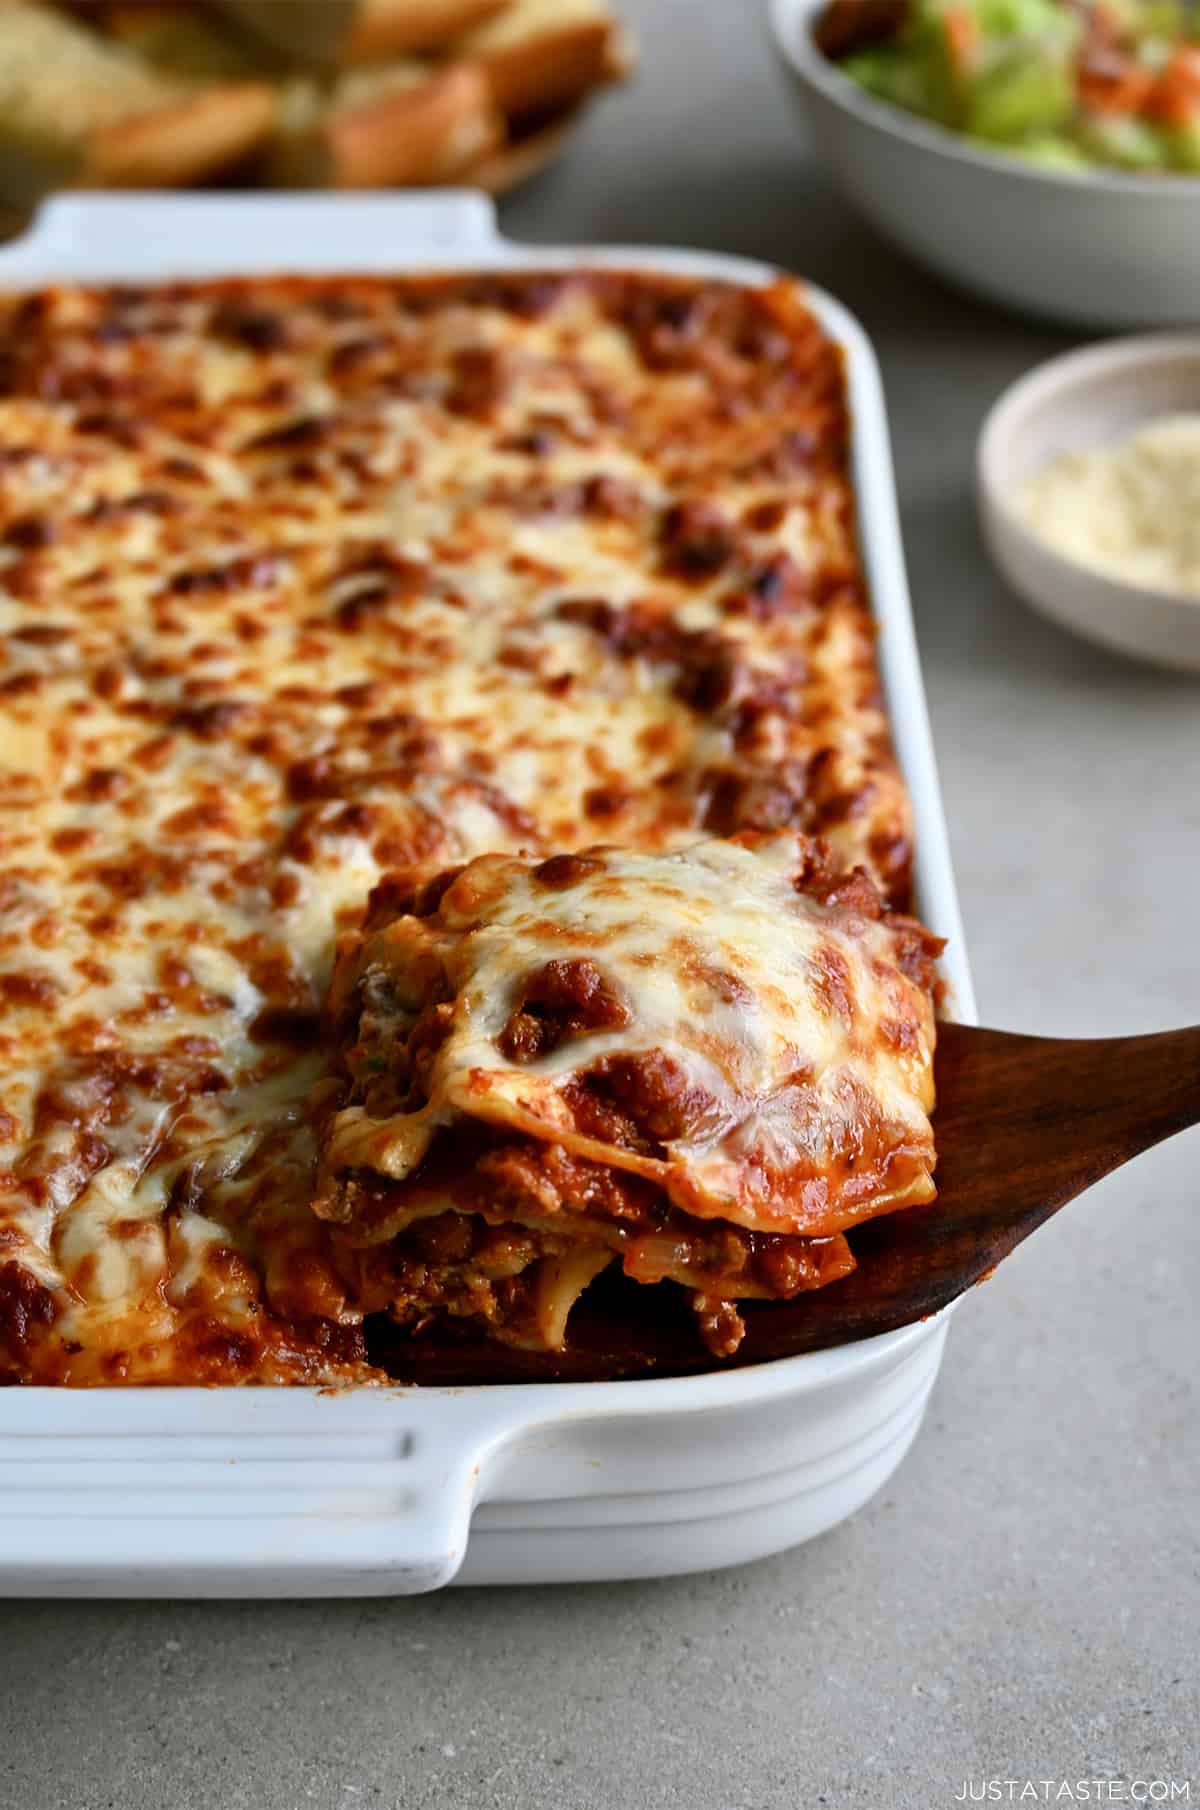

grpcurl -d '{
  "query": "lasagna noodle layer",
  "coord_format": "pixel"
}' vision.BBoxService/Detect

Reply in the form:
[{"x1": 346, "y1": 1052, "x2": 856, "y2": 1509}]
[
  {"x1": 0, "y1": 270, "x2": 922, "y2": 1383},
  {"x1": 319, "y1": 1129, "x2": 861, "y2": 1355}
]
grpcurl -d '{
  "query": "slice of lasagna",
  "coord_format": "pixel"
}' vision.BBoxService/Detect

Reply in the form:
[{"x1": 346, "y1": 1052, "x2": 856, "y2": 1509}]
[{"x1": 311, "y1": 830, "x2": 942, "y2": 1356}]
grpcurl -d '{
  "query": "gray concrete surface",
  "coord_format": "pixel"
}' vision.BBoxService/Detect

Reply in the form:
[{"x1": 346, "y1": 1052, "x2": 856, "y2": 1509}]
[{"x1": 2, "y1": 6, "x2": 1197, "y2": 1807}]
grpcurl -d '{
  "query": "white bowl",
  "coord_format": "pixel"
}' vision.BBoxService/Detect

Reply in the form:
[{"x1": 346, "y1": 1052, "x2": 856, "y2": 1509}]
[
  {"x1": 769, "y1": 0, "x2": 1200, "y2": 330},
  {"x1": 978, "y1": 333, "x2": 1200, "y2": 670}
]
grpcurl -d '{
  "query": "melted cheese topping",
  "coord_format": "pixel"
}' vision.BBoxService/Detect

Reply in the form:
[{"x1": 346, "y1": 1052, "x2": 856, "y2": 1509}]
[
  {"x1": 321, "y1": 833, "x2": 938, "y2": 1240},
  {"x1": 0, "y1": 270, "x2": 916, "y2": 1383}
]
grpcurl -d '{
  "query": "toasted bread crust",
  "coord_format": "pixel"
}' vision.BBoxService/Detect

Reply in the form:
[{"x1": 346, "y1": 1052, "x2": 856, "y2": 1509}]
[
  {"x1": 341, "y1": 0, "x2": 511, "y2": 62},
  {"x1": 461, "y1": 102, "x2": 578, "y2": 192},
  {"x1": 271, "y1": 60, "x2": 502, "y2": 188},
  {"x1": 213, "y1": 0, "x2": 510, "y2": 65},
  {"x1": 475, "y1": 19, "x2": 615, "y2": 116},
  {"x1": 83, "y1": 81, "x2": 276, "y2": 187}
]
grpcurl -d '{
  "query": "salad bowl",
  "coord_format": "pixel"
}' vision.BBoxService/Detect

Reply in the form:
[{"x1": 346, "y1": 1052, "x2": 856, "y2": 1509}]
[{"x1": 770, "y1": 0, "x2": 1200, "y2": 328}]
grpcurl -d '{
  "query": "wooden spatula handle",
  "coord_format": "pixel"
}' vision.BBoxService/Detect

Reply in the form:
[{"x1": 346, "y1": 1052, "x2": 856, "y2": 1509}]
[
  {"x1": 372, "y1": 1019, "x2": 1200, "y2": 1383},
  {"x1": 933, "y1": 1020, "x2": 1200, "y2": 1225}
]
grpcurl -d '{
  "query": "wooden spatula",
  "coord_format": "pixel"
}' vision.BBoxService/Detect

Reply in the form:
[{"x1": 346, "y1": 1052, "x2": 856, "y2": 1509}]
[{"x1": 370, "y1": 1021, "x2": 1200, "y2": 1385}]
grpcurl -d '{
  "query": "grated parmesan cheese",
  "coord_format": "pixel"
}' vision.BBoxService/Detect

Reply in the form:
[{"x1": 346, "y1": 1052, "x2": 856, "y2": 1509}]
[{"x1": 1018, "y1": 413, "x2": 1200, "y2": 600}]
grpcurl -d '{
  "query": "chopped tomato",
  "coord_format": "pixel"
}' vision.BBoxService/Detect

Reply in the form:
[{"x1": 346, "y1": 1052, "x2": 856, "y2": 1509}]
[
  {"x1": 1076, "y1": 46, "x2": 1155, "y2": 115},
  {"x1": 1145, "y1": 47, "x2": 1200, "y2": 126}
]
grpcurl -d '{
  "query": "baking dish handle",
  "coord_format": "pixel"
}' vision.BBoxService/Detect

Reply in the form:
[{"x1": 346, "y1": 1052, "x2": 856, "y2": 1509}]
[
  {"x1": 0, "y1": 190, "x2": 503, "y2": 282},
  {"x1": 0, "y1": 1389, "x2": 525, "y2": 1597}
]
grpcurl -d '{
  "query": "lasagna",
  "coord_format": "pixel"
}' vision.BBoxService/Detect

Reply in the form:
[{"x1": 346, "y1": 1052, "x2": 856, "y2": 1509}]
[
  {"x1": 313, "y1": 833, "x2": 939, "y2": 1358},
  {"x1": 0, "y1": 267, "x2": 938, "y2": 1385}
]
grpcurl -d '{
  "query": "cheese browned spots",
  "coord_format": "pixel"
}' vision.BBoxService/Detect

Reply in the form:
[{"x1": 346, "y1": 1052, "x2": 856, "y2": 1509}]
[{"x1": 0, "y1": 270, "x2": 919, "y2": 1382}]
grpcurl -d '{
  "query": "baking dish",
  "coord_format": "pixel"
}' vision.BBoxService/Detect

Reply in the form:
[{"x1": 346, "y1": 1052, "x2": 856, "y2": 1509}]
[{"x1": 0, "y1": 191, "x2": 975, "y2": 1597}]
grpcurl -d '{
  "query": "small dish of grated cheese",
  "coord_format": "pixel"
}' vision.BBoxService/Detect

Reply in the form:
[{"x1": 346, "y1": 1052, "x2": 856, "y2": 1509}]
[
  {"x1": 979, "y1": 336, "x2": 1200, "y2": 670},
  {"x1": 1018, "y1": 413, "x2": 1200, "y2": 601}
]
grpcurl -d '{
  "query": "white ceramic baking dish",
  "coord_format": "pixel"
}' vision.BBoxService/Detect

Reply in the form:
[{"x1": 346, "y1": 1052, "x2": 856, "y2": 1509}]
[{"x1": 0, "y1": 192, "x2": 975, "y2": 1597}]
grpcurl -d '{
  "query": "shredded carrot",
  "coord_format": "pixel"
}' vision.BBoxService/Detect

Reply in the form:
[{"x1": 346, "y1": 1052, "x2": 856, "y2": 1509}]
[{"x1": 942, "y1": 5, "x2": 979, "y2": 76}]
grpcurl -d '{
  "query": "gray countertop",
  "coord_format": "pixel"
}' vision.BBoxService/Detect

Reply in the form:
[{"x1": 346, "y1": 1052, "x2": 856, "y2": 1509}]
[{"x1": 2, "y1": 6, "x2": 1197, "y2": 1807}]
